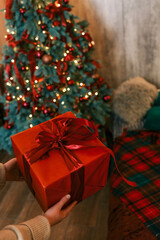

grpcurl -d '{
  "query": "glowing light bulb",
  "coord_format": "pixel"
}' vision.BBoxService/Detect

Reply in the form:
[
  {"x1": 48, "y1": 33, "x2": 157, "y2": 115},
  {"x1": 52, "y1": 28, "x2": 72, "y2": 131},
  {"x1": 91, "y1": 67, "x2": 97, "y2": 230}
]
[
  {"x1": 38, "y1": 20, "x2": 41, "y2": 25},
  {"x1": 11, "y1": 59, "x2": 15, "y2": 63},
  {"x1": 34, "y1": 80, "x2": 38, "y2": 84},
  {"x1": 74, "y1": 60, "x2": 78, "y2": 65},
  {"x1": 85, "y1": 94, "x2": 89, "y2": 98},
  {"x1": 11, "y1": 31, "x2": 15, "y2": 34},
  {"x1": 6, "y1": 82, "x2": 11, "y2": 86},
  {"x1": 5, "y1": 35, "x2": 7, "y2": 39},
  {"x1": 53, "y1": 99, "x2": 56, "y2": 102},
  {"x1": 10, "y1": 77, "x2": 13, "y2": 80},
  {"x1": 17, "y1": 97, "x2": 20, "y2": 100},
  {"x1": 35, "y1": 107, "x2": 38, "y2": 110},
  {"x1": 66, "y1": 50, "x2": 70, "y2": 54},
  {"x1": 61, "y1": 101, "x2": 65, "y2": 105},
  {"x1": 54, "y1": 66, "x2": 57, "y2": 69},
  {"x1": 95, "y1": 92, "x2": 98, "y2": 96},
  {"x1": 16, "y1": 86, "x2": 20, "y2": 90},
  {"x1": 50, "y1": 36, "x2": 54, "y2": 40},
  {"x1": 19, "y1": 95, "x2": 22, "y2": 98},
  {"x1": 74, "y1": 28, "x2": 77, "y2": 32},
  {"x1": 29, "y1": 124, "x2": 33, "y2": 128},
  {"x1": 35, "y1": 66, "x2": 39, "y2": 70},
  {"x1": 67, "y1": 88, "x2": 70, "y2": 91},
  {"x1": 12, "y1": 95, "x2": 15, "y2": 99},
  {"x1": 63, "y1": 88, "x2": 66, "y2": 92},
  {"x1": 67, "y1": 76, "x2": 70, "y2": 81},
  {"x1": 88, "y1": 92, "x2": 92, "y2": 95},
  {"x1": 25, "y1": 79, "x2": 29, "y2": 83},
  {"x1": 27, "y1": 87, "x2": 30, "y2": 91},
  {"x1": 82, "y1": 32, "x2": 85, "y2": 35},
  {"x1": 43, "y1": 30, "x2": 46, "y2": 34},
  {"x1": 25, "y1": 66, "x2": 29, "y2": 70},
  {"x1": 91, "y1": 41, "x2": 95, "y2": 45},
  {"x1": 29, "y1": 114, "x2": 32, "y2": 118},
  {"x1": 80, "y1": 83, "x2": 83, "y2": 86},
  {"x1": 7, "y1": 29, "x2": 10, "y2": 33},
  {"x1": 35, "y1": 36, "x2": 39, "y2": 41},
  {"x1": 64, "y1": 53, "x2": 67, "y2": 57}
]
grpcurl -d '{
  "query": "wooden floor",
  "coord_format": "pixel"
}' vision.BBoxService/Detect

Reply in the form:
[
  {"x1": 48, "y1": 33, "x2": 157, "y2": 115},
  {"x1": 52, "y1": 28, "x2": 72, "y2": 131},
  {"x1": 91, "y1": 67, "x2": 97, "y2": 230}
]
[{"x1": 0, "y1": 150, "x2": 110, "y2": 240}]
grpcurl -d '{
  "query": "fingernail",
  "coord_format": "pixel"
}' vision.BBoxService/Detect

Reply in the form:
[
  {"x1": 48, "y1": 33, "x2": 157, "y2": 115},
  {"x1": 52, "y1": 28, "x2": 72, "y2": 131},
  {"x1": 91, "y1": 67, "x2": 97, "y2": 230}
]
[{"x1": 66, "y1": 194, "x2": 71, "y2": 199}]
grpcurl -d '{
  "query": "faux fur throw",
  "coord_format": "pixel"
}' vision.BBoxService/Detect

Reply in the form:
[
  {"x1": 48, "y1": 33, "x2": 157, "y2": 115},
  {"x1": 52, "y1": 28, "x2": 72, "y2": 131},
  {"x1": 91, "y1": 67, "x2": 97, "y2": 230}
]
[{"x1": 113, "y1": 77, "x2": 158, "y2": 127}]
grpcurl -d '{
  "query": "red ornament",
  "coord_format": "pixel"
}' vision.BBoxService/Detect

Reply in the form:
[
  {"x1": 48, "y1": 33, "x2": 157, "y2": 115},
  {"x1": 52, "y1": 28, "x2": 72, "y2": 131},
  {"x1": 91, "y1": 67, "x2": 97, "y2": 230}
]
[
  {"x1": 64, "y1": 0, "x2": 69, "y2": 3},
  {"x1": 21, "y1": 66, "x2": 26, "y2": 71},
  {"x1": 36, "y1": 50, "x2": 44, "y2": 58},
  {"x1": 78, "y1": 64, "x2": 83, "y2": 69},
  {"x1": 41, "y1": 24, "x2": 47, "y2": 29},
  {"x1": 36, "y1": 93, "x2": 41, "y2": 98},
  {"x1": 53, "y1": 20, "x2": 60, "y2": 26},
  {"x1": 42, "y1": 54, "x2": 53, "y2": 64},
  {"x1": 103, "y1": 95, "x2": 111, "y2": 102},
  {"x1": 22, "y1": 101, "x2": 30, "y2": 108},
  {"x1": 20, "y1": 8, "x2": 26, "y2": 14},
  {"x1": 47, "y1": 85, "x2": 54, "y2": 91},
  {"x1": 69, "y1": 47, "x2": 74, "y2": 52},
  {"x1": 6, "y1": 95, "x2": 12, "y2": 101},
  {"x1": 4, "y1": 121, "x2": 14, "y2": 129},
  {"x1": 98, "y1": 77, "x2": 104, "y2": 85},
  {"x1": 47, "y1": 107, "x2": 52, "y2": 113},
  {"x1": 68, "y1": 80, "x2": 74, "y2": 85},
  {"x1": 43, "y1": 109, "x2": 48, "y2": 114}
]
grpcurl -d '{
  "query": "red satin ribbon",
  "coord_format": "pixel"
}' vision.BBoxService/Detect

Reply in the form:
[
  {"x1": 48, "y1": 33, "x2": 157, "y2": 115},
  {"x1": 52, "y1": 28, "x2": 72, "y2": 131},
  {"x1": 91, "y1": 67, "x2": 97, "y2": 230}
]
[{"x1": 5, "y1": 0, "x2": 13, "y2": 20}]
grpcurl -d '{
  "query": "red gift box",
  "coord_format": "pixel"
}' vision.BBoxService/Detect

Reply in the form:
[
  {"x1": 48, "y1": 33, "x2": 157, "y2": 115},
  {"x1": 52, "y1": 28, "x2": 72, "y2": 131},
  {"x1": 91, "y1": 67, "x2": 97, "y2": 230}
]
[{"x1": 11, "y1": 112, "x2": 112, "y2": 211}]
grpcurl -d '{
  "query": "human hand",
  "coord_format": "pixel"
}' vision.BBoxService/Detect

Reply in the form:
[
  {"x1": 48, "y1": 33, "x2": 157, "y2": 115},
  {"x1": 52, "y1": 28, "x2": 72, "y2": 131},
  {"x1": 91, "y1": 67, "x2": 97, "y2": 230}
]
[
  {"x1": 44, "y1": 194, "x2": 77, "y2": 226},
  {"x1": 4, "y1": 158, "x2": 23, "y2": 181}
]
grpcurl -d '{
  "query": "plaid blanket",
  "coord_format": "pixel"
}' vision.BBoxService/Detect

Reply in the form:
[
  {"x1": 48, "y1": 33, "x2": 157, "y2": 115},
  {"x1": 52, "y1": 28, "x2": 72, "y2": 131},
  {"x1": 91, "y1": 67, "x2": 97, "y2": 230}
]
[{"x1": 111, "y1": 130, "x2": 160, "y2": 239}]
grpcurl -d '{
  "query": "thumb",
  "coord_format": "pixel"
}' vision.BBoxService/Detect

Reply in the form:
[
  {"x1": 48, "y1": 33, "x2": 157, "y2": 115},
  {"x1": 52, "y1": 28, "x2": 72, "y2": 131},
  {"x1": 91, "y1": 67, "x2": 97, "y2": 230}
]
[{"x1": 57, "y1": 194, "x2": 71, "y2": 210}]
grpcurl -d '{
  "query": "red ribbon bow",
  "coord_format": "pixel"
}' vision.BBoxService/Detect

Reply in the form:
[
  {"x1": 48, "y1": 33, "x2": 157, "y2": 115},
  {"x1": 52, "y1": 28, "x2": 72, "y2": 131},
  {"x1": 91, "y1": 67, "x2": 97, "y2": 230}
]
[{"x1": 24, "y1": 117, "x2": 98, "y2": 167}]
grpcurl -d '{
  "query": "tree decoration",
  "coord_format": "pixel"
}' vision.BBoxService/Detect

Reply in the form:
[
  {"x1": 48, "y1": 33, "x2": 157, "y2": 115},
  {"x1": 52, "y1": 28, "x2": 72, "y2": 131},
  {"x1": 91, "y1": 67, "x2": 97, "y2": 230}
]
[
  {"x1": 6, "y1": 95, "x2": 12, "y2": 101},
  {"x1": 0, "y1": 0, "x2": 112, "y2": 154},
  {"x1": 20, "y1": 8, "x2": 26, "y2": 14},
  {"x1": 103, "y1": 95, "x2": 111, "y2": 102},
  {"x1": 47, "y1": 85, "x2": 54, "y2": 91},
  {"x1": 42, "y1": 54, "x2": 53, "y2": 64}
]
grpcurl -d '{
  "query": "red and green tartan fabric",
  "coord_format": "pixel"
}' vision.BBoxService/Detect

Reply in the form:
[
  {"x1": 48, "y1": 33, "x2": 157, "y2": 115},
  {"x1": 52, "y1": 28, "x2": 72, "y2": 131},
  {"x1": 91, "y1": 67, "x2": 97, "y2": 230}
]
[{"x1": 111, "y1": 130, "x2": 160, "y2": 239}]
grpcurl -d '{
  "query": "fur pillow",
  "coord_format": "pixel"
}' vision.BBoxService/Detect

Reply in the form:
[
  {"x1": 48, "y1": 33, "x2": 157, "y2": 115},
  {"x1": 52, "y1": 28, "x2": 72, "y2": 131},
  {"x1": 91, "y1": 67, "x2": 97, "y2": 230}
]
[{"x1": 113, "y1": 77, "x2": 158, "y2": 127}]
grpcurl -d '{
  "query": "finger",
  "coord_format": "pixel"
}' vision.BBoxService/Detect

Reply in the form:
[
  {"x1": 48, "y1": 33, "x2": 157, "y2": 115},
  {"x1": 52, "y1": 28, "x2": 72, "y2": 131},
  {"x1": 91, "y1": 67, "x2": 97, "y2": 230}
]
[
  {"x1": 56, "y1": 194, "x2": 71, "y2": 210},
  {"x1": 5, "y1": 158, "x2": 17, "y2": 170},
  {"x1": 62, "y1": 201, "x2": 77, "y2": 217}
]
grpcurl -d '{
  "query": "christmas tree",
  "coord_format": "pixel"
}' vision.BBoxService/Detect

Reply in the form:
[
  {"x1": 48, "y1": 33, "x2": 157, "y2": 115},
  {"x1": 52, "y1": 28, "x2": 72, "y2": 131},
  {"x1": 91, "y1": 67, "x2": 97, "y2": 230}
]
[{"x1": 0, "y1": 0, "x2": 112, "y2": 154}]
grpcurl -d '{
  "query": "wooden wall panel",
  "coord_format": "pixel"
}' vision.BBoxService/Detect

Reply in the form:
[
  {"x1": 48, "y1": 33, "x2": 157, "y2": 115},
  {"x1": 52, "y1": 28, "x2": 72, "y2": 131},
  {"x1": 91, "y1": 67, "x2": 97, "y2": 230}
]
[{"x1": 1, "y1": 0, "x2": 160, "y2": 87}]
